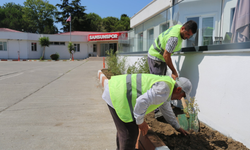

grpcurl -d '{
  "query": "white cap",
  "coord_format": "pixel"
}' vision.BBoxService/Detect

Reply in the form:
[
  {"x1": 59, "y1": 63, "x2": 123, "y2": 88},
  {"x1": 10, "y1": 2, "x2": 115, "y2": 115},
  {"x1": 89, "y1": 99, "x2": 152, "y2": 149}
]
[{"x1": 176, "y1": 77, "x2": 192, "y2": 103}]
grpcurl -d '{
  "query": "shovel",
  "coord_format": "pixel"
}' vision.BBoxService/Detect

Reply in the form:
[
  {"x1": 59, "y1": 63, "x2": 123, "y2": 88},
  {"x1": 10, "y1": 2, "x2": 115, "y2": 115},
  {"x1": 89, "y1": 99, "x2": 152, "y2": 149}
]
[{"x1": 177, "y1": 98, "x2": 199, "y2": 132}]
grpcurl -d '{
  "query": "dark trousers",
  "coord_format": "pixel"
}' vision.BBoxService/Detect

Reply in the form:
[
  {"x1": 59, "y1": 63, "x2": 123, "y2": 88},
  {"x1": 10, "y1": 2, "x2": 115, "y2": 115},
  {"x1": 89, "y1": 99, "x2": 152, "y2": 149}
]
[
  {"x1": 107, "y1": 105, "x2": 139, "y2": 150},
  {"x1": 147, "y1": 57, "x2": 167, "y2": 75}
]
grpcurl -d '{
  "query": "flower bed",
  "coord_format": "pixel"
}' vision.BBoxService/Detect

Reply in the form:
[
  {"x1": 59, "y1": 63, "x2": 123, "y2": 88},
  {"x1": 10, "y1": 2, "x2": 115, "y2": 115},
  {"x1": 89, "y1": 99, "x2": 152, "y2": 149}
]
[{"x1": 100, "y1": 69, "x2": 249, "y2": 150}]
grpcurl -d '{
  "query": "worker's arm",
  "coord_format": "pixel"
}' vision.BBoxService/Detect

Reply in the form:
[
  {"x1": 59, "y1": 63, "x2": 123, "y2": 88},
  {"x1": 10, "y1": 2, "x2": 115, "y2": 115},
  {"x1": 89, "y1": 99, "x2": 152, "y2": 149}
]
[
  {"x1": 163, "y1": 37, "x2": 179, "y2": 80},
  {"x1": 134, "y1": 81, "x2": 170, "y2": 136},
  {"x1": 159, "y1": 101, "x2": 188, "y2": 136},
  {"x1": 163, "y1": 50, "x2": 178, "y2": 80}
]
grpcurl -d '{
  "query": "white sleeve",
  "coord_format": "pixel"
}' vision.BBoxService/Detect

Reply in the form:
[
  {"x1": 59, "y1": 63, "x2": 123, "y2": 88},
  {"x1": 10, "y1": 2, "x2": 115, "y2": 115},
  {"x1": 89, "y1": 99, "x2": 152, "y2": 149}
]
[
  {"x1": 159, "y1": 101, "x2": 180, "y2": 130},
  {"x1": 133, "y1": 81, "x2": 170, "y2": 125}
]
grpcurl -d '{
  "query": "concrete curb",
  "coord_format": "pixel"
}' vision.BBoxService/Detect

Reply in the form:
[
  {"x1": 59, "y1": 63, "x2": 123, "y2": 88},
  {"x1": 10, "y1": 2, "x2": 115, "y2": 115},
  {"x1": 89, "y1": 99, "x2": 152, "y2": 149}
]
[
  {"x1": 0, "y1": 59, "x2": 84, "y2": 62},
  {"x1": 97, "y1": 70, "x2": 108, "y2": 89},
  {"x1": 97, "y1": 69, "x2": 169, "y2": 150}
]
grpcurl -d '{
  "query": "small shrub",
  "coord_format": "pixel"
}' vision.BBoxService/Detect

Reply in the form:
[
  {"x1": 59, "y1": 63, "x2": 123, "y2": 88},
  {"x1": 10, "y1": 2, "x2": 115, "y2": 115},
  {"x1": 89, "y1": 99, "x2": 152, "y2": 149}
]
[
  {"x1": 127, "y1": 56, "x2": 150, "y2": 74},
  {"x1": 105, "y1": 49, "x2": 127, "y2": 75},
  {"x1": 68, "y1": 42, "x2": 75, "y2": 54},
  {"x1": 50, "y1": 53, "x2": 60, "y2": 60},
  {"x1": 183, "y1": 97, "x2": 200, "y2": 115},
  {"x1": 183, "y1": 97, "x2": 200, "y2": 130}
]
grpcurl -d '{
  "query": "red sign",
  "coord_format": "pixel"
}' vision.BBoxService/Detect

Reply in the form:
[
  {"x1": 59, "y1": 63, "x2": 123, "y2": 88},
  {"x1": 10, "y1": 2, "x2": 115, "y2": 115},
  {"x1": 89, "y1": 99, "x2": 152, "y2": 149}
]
[{"x1": 88, "y1": 32, "x2": 127, "y2": 41}]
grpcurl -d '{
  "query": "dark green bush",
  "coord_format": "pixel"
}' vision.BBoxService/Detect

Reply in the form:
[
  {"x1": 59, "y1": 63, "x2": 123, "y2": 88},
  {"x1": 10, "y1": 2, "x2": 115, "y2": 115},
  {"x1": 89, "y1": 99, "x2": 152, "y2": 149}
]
[{"x1": 50, "y1": 53, "x2": 60, "y2": 60}]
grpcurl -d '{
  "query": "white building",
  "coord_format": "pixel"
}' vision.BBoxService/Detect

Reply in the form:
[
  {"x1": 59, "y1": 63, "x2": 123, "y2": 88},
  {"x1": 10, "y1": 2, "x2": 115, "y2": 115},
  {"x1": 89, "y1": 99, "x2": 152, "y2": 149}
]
[
  {"x1": 0, "y1": 28, "x2": 126, "y2": 60},
  {"x1": 118, "y1": 0, "x2": 250, "y2": 148}
]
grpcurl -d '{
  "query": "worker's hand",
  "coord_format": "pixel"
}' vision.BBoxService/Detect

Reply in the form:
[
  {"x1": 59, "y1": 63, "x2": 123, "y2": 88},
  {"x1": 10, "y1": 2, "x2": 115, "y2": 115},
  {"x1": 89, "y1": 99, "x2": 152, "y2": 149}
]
[
  {"x1": 138, "y1": 121, "x2": 149, "y2": 136},
  {"x1": 171, "y1": 72, "x2": 178, "y2": 80},
  {"x1": 177, "y1": 128, "x2": 189, "y2": 136}
]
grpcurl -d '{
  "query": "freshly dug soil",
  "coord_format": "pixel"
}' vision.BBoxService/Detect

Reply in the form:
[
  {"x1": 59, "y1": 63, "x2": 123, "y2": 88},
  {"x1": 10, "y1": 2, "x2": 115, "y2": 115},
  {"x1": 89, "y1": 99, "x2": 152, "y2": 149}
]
[
  {"x1": 101, "y1": 69, "x2": 114, "y2": 79},
  {"x1": 101, "y1": 69, "x2": 249, "y2": 150},
  {"x1": 145, "y1": 107, "x2": 249, "y2": 150}
]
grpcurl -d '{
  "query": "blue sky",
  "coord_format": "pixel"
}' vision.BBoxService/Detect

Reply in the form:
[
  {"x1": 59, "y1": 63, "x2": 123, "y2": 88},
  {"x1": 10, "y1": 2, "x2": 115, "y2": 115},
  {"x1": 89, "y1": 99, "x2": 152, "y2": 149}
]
[{"x1": 0, "y1": 0, "x2": 153, "y2": 32}]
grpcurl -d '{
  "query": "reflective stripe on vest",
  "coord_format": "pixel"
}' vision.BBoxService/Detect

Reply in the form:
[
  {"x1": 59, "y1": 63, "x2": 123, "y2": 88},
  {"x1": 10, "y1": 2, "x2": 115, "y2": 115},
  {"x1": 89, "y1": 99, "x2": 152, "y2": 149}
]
[
  {"x1": 109, "y1": 74, "x2": 175, "y2": 123},
  {"x1": 148, "y1": 24, "x2": 183, "y2": 62},
  {"x1": 153, "y1": 37, "x2": 164, "y2": 55}
]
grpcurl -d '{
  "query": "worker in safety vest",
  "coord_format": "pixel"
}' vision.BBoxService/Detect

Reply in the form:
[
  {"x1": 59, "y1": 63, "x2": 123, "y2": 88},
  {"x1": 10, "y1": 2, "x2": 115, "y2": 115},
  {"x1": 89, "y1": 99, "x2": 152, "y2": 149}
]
[
  {"x1": 102, "y1": 74, "x2": 192, "y2": 150},
  {"x1": 147, "y1": 20, "x2": 197, "y2": 79}
]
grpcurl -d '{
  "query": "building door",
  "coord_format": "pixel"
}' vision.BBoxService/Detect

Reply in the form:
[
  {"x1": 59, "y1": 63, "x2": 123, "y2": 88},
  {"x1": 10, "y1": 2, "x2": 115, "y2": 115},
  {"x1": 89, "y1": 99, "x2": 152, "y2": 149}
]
[{"x1": 100, "y1": 43, "x2": 117, "y2": 56}]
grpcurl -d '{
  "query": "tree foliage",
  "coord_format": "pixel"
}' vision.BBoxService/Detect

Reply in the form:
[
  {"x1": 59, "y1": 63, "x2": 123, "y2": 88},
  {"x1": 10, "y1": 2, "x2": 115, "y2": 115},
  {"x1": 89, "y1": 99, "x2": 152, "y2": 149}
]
[
  {"x1": 39, "y1": 36, "x2": 50, "y2": 60},
  {"x1": 0, "y1": 3, "x2": 27, "y2": 31},
  {"x1": 67, "y1": 42, "x2": 75, "y2": 54},
  {"x1": 86, "y1": 13, "x2": 104, "y2": 32},
  {"x1": 102, "y1": 17, "x2": 119, "y2": 32},
  {"x1": 23, "y1": 0, "x2": 58, "y2": 34},
  {"x1": 0, "y1": 1, "x2": 130, "y2": 33},
  {"x1": 56, "y1": 0, "x2": 88, "y2": 32},
  {"x1": 102, "y1": 14, "x2": 130, "y2": 32}
]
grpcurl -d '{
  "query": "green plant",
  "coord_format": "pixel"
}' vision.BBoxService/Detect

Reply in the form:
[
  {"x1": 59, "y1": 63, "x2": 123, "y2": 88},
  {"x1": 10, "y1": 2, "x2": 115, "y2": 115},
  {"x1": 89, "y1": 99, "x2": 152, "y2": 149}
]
[
  {"x1": 67, "y1": 42, "x2": 75, "y2": 54},
  {"x1": 50, "y1": 53, "x2": 60, "y2": 60},
  {"x1": 39, "y1": 36, "x2": 50, "y2": 60},
  {"x1": 40, "y1": 56, "x2": 43, "y2": 61},
  {"x1": 183, "y1": 97, "x2": 200, "y2": 115},
  {"x1": 183, "y1": 97, "x2": 200, "y2": 130},
  {"x1": 127, "y1": 56, "x2": 150, "y2": 74},
  {"x1": 105, "y1": 49, "x2": 127, "y2": 75}
]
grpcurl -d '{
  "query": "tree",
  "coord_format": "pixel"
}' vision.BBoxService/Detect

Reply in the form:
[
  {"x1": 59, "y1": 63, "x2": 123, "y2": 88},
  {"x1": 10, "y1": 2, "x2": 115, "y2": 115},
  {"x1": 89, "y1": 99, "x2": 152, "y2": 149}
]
[
  {"x1": 118, "y1": 14, "x2": 131, "y2": 31},
  {"x1": 68, "y1": 41, "x2": 75, "y2": 60},
  {"x1": 56, "y1": 0, "x2": 88, "y2": 32},
  {"x1": 23, "y1": 0, "x2": 58, "y2": 34},
  {"x1": 0, "y1": 3, "x2": 28, "y2": 31},
  {"x1": 103, "y1": 16, "x2": 119, "y2": 32},
  {"x1": 39, "y1": 36, "x2": 49, "y2": 60},
  {"x1": 86, "y1": 13, "x2": 104, "y2": 32}
]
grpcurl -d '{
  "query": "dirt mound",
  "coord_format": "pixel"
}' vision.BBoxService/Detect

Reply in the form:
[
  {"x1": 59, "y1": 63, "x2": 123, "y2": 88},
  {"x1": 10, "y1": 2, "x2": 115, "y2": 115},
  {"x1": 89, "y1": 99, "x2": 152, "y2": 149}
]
[
  {"x1": 145, "y1": 107, "x2": 249, "y2": 150},
  {"x1": 100, "y1": 69, "x2": 249, "y2": 150}
]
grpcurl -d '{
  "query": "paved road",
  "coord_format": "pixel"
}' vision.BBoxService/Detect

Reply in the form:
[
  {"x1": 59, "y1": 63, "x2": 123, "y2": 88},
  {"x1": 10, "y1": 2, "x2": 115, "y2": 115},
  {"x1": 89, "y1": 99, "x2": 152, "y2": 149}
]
[{"x1": 0, "y1": 60, "x2": 116, "y2": 150}]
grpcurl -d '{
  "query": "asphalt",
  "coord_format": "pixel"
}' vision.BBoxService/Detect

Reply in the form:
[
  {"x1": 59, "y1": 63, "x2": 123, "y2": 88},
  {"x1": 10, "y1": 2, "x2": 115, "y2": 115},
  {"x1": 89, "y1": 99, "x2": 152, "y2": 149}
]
[{"x1": 0, "y1": 58, "x2": 116, "y2": 150}]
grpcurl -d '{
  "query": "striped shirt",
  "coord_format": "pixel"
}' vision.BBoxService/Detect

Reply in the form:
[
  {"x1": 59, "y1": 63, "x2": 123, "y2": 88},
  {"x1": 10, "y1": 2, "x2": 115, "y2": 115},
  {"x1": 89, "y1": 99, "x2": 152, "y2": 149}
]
[{"x1": 148, "y1": 36, "x2": 178, "y2": 62}]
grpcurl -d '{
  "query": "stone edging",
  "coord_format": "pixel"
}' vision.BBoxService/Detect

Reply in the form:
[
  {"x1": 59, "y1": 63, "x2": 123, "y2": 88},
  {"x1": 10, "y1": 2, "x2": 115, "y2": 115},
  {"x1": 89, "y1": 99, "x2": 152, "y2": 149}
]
[
  {"x1": 0, "y1": 59, "x2": 84, "y2": 61},
  {"x1": 97, "y1": 70, "x2": 108, "y2": 88},
  {"x1": 97, "y1": 69, "x2": 170, "y2": 150}
]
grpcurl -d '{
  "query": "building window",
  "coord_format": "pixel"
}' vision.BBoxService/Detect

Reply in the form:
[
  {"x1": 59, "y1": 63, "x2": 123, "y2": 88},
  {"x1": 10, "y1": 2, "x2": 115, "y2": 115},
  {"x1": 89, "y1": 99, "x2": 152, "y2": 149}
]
[
  {"x1": 93, "y1": 44, "x2": 97, "y2": 52},
  {"x1": 148, "y1": 29, "x2": 154, "y2": 50},
  {"x1": 31, "y1": 43, "x2": 37, "y2": 51},
  {"x1": 74, "y1": 44, "x2": 80, "y2": 52},
  {"x1": 59, "y1": 42, "x2": 65, "y2": 45},
  {"x1": 0, "y1": 41, "x2": 7, "y2": 51},
  {"x1": 202, "y1": 17, "x2": 214, "y2": 46},
  {"x1": 138, "y1": 32, "x2": 143, "y2": 51},
  {"x1": 160, "y1": 22, "x2": 169, "y2": 33},
  {"x1": 230, "y1": 7, "x2": 235, "y2": 31},
  {"x1": 187, "y1": 17, "x2": 199, "y2": 47},
  {"x1": 49, "y1": 42, "x2": 65, "y2": 45}
]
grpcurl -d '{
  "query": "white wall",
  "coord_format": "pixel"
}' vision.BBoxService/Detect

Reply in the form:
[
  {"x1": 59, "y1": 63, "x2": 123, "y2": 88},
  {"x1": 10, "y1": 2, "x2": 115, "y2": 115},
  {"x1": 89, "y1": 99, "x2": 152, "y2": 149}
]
[
  {"x1": 120, "y1": 49, "x2": 250, "y2": 148},
  {"x1": 130, "y1": 0, "x2": 171, "y2": 28},
  {"x1": 28, "y1": 41, "x2": 43, "y2": 59},
  {"x1": 0, "y1": 31, "x2": 90, "y2": 60},
  {"x1": 6, "y1": 40, "x2": 24, "y2": 59}
]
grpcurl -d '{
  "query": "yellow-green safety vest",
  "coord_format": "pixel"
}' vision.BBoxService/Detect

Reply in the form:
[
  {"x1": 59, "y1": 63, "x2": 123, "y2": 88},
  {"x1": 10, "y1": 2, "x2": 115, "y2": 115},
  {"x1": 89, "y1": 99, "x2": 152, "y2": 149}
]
[
  {"x1": 148, "y1": 24, "x2": 183, "y2": 62},
  {"x1": 109, "y1": 74, "x2": 176, "y2": 123}
]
